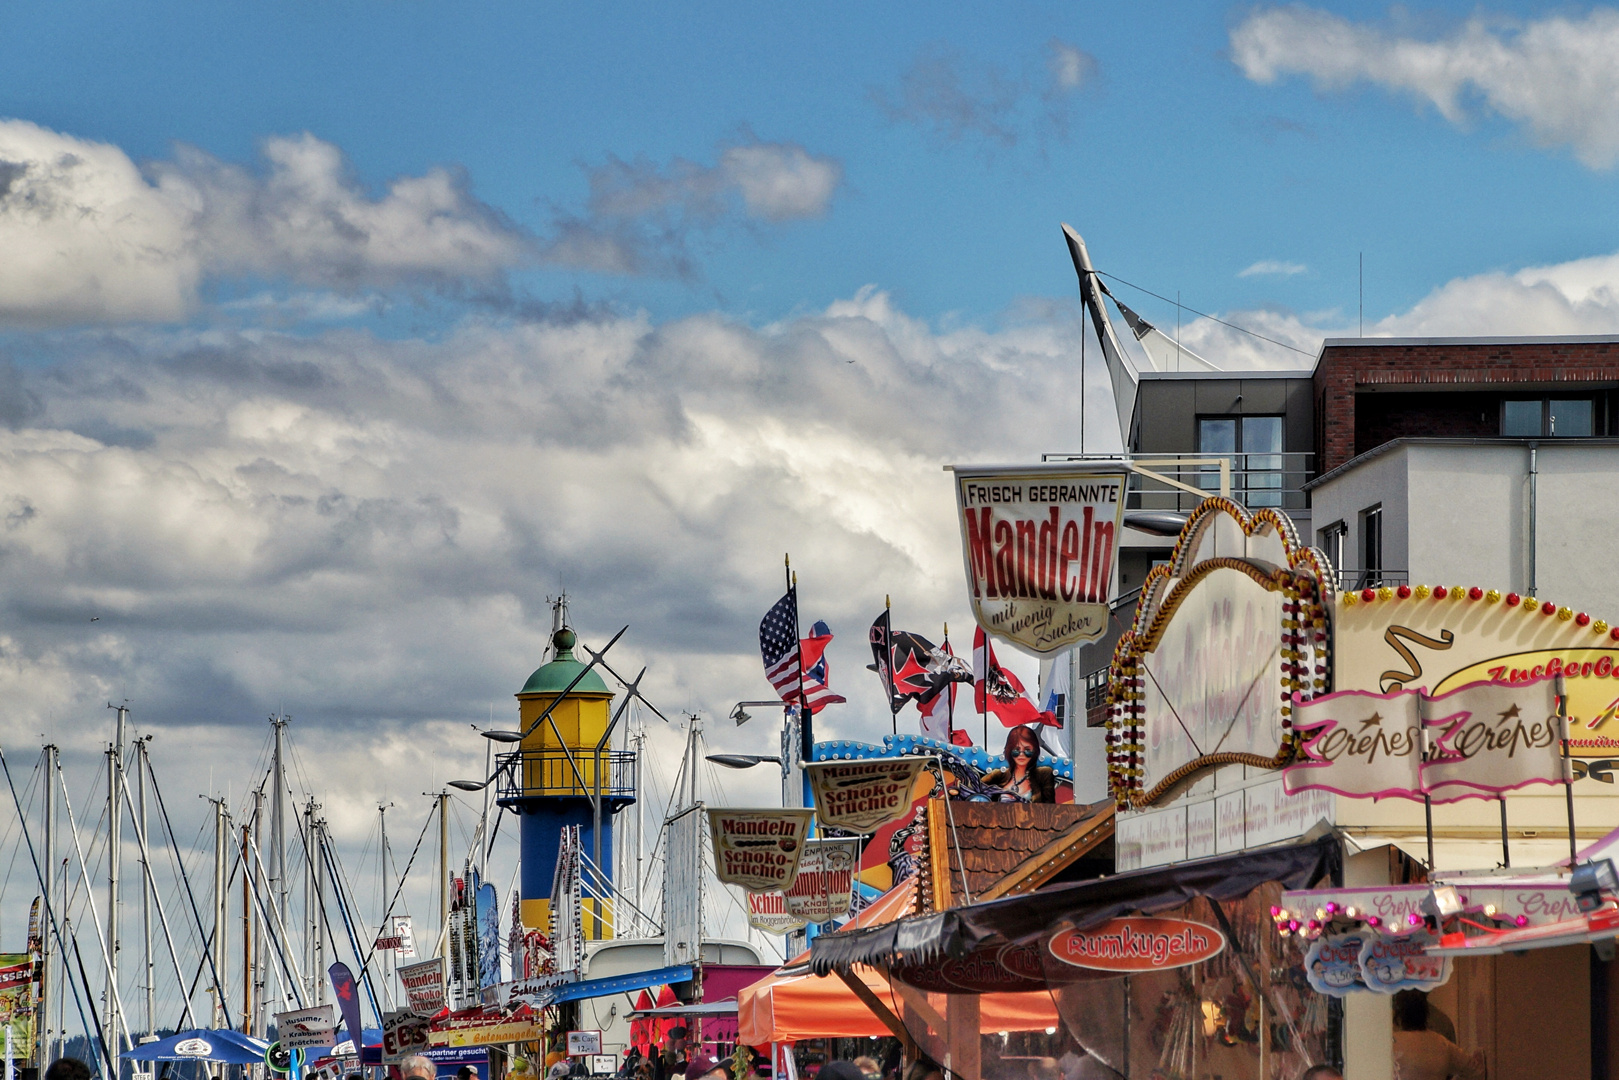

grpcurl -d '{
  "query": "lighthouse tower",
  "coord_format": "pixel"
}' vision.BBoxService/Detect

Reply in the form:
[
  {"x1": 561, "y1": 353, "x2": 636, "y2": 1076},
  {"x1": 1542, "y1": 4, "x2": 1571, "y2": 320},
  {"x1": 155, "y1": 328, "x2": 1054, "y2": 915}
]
[{"x1": 504, "y1": 621, "x2": 633, "y2": 941}]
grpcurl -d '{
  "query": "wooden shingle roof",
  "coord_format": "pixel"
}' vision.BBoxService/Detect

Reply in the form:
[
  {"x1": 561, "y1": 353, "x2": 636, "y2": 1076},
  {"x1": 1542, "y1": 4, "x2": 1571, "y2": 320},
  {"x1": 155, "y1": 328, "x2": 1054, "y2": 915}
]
[{"x1": 916, "y1": 798, "x2": 1115, "y2": 912}]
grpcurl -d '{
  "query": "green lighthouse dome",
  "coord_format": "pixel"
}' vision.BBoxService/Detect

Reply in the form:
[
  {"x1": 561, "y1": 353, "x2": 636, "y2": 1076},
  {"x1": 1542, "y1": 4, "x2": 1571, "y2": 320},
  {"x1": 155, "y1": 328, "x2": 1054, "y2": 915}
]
[{"x1": 519, "y1": 627, "x2": 610, "y2": 695}]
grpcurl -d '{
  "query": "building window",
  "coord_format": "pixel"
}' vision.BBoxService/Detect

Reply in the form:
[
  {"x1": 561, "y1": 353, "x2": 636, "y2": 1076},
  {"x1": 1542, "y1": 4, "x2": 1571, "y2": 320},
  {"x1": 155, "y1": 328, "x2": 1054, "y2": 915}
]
[
  {"x1": 1502, "y1": 398, "x2": 1596, "y2": 437},
  {"x1": 1360, "y1": 505, "x2": 1382, "y2": 588},
  {"x1": 1197, "y1": 415, "x2": 1285, "y2": 506},
  {"x1": 1319, "y1": 521, "x2": 1346, "y2": 574}
]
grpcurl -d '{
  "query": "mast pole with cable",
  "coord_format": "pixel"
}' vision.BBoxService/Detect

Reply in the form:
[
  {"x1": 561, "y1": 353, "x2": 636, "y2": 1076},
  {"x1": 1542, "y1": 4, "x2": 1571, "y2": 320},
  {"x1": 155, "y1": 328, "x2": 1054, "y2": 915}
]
[
  {"x1": 137, "y1": 737, "x2": 154, "y2": 1039},
  {"x1": 106, "y1": 702, "x2": 127, "y2": 1071},
  {"x1": 40, "y1": 745, "x2": 55, "y2": 1068}
]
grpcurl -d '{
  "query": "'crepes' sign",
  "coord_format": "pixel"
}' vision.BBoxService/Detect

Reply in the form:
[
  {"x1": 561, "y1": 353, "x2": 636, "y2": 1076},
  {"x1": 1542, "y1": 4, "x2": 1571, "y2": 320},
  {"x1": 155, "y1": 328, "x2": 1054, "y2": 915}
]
[
  {"x1": 950, "y1": 463, "x2": 1129, "y2": 656},
  {"x1": 806, "y1": 758, "x2": 929, "y2": 833},
  {"x1": 707, "y1": 808, "x2": 814, "y2": 891}
]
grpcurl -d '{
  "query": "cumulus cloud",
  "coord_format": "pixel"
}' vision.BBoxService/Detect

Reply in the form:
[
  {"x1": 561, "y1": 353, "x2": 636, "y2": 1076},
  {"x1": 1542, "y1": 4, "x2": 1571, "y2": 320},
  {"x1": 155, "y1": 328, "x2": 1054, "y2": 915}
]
[
  {"x1": 1230, "y1": 6, "x2": 1619, "y2": 168},
  {"x1": 0, "y1": 121, "x2": 531, "y2": 325},
  {"x1": 871, "y1": 38, "x2": 1098, "y2": 151},
  {"x1": 541, "y1": 139, "x2": 843, "y2": 279},
  {"x1": 1238, "y1": 260, "x2": 1308, "y2": 278}
]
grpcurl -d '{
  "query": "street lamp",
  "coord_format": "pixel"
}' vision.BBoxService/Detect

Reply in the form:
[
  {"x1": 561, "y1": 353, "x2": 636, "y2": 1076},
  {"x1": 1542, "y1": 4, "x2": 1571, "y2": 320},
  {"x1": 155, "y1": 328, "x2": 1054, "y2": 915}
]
[
  {"x1": 447, "y1": 778, "x2": 490, "y2": 791},
  {"x1": 482, "y1": 729, "x2": 524, "y2": 743},
  {"x1": 705, "y1": 754, "x2": 783, "y2": 770},
  {"x1": 729, "y1": 701, "x2": 783, "y2": 727}
]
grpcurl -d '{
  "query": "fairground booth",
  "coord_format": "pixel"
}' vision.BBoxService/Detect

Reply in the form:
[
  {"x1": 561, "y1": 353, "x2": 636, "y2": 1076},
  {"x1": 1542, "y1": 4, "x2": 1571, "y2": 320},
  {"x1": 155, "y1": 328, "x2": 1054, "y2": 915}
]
[{"x1": 753, "y1": 482, "x2": 1619, "y2": 1080}]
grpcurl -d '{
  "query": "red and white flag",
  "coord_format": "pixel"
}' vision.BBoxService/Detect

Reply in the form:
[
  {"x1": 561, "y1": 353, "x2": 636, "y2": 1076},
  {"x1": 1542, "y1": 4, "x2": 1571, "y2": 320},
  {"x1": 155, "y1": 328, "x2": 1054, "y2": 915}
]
[{"x1": 973, "y1": 626, "x2": 1058, "y2": 728}]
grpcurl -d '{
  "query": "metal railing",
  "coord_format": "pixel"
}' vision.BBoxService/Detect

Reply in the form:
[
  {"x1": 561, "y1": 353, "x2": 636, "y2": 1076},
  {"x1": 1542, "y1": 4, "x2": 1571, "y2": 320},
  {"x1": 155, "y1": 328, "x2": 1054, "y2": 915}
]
[
  {"x1": 1335, "y1": 569, "x2": 1410, "y2": 591},
  {"x1": 494, "y1": 748, "x2": 638, "y2": 802},
  {"x1": 1044, "y1": 451, "x2": 1314, "y2": 513}
]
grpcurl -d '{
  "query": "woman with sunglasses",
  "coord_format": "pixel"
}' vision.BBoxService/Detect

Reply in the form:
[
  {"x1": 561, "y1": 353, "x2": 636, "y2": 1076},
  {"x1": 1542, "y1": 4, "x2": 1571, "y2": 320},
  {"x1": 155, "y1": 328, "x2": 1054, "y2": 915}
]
[{"x1": 981, "y1": 725, "x2": 1056, "y2": 802}]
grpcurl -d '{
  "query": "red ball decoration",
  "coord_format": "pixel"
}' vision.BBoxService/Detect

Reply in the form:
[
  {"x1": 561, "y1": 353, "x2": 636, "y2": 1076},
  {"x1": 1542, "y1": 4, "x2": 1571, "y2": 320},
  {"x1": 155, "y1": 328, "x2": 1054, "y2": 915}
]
[
  {"x1": 1506, "y1": 592, "x2": 1521, "y2": 606},
  {"x1": 1361, "y1": 588, "x2": 1376, "y2": 602},
  {"x1": 1611, "y1": 627, "x2": 1619, "y2": 642},
  {"x1": 1578, "y1": 612, "x2": 1592, "y2": 627},
  {"x1": 1397, "y1": 585, "x2": 1412, "y2": 599},
  {"x1": 1468, "y1": 586, "x2": 1484, "y2": 600},
  {"x1": 1432, "y1": 586, "x2": 1448, "y2": 599},
  {"x1": 1542, "y1": 601, "x2": 1557, "y2": 616}
]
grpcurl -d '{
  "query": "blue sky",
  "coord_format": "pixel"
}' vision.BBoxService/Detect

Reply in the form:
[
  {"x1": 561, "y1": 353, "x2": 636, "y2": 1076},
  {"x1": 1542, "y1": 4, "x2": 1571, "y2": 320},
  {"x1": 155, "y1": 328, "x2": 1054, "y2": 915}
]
[{"x1": 8, "y1": 0, "x2": 1618, "y2": 335}]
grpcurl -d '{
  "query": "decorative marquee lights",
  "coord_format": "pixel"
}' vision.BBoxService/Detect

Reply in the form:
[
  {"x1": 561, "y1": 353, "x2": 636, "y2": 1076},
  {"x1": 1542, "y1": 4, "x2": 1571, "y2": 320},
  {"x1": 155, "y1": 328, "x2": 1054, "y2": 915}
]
[{"x1": 1106, "y1": 500, "x2": 1619, "y2": 809}]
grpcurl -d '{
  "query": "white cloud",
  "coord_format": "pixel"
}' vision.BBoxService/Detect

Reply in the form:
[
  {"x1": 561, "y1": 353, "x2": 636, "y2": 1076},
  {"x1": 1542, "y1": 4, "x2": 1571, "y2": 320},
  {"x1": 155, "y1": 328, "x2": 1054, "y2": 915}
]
[
  {"x1": 0, "y1": 121, "x2": 531, "y2": 326},
  {"x1": 872, "y1": 38, "x2": 1098, "y2": 151},
  {"x1": 1230, "y1": 6, "x2": 1619, "y2": 169},
  {"x1": 1238, "y1": 260, "x2": 1308, "y2": 278},
  {"x1": 542, "y1": 139, "x2": 843, "y2": 278}
]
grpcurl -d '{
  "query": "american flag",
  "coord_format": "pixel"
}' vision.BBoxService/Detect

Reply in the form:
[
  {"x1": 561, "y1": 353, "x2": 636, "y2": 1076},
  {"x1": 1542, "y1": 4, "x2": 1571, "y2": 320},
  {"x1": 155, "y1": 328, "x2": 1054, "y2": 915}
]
[{"x1": 759, "y1": 588, "x2": 846, "y2": 713}]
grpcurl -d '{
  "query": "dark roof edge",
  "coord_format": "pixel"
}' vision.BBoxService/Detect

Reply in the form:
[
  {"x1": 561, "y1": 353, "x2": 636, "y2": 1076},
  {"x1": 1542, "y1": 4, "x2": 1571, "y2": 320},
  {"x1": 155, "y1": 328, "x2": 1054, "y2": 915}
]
[
  {"x1": 1321, "y1": 334, "x2": 1619, "y2": 349},
  {"x1": 1305, "y1": 436, "x2": 1619, "y2": 491}
]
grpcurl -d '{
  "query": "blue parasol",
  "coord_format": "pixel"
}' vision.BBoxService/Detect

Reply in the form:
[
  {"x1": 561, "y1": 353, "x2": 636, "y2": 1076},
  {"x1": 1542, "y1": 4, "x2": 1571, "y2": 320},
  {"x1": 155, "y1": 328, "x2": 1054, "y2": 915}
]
[{"x1": 120, "y1": 1029, "x2": 271, "y2": 1065}]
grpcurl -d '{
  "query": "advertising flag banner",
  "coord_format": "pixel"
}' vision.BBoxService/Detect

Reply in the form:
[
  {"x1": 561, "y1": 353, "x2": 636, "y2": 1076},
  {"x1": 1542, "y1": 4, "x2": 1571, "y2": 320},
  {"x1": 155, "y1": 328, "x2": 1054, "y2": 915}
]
[
  {"x1": 398, "y1": 958, "x2": 446, "y2": 1015},
  {"x1": 328, "y1": 963, "x2": 364, "y2": 1047},
  {"x1": 392, "y1": 916, "x2": 417, "y2": 960},
  {"x1": 782, "y1": 838, "x2": 860, "y2": 922},
  {"x1": 707, "y1": 808, "x2": 814, "y2": 891},
  {"x1": 475, "y1": 882, "x2": 501, "y2": 990},
  {"x1": 745, "y1": 890, "x2": 809, "y2": 935},
  {"x1": 274, "y1": 1005, "x2": 337, "y2": 1050},
  {"x1": 0, "y1": 955, "x2": 32, "y2": 1055},
  {"x1": 806, "y1": 758, "x2": 929, "y2": 833},
  {"x1": 951, "y1": 463, "x2": 1129, "y2": 656}
]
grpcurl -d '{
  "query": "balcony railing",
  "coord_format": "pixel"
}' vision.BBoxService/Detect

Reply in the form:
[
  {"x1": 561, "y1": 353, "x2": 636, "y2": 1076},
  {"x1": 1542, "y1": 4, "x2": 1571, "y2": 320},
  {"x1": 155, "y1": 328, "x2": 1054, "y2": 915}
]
[
  {"x1": 494, "y1": 748, "x2": 638, "y2": 803},
  {"x1": 1042, "y1": 452, "x2": 1315, "y2": 513},
  {"x1": 1335, "y1": 569, "x2": 1410, "y2": 592}
]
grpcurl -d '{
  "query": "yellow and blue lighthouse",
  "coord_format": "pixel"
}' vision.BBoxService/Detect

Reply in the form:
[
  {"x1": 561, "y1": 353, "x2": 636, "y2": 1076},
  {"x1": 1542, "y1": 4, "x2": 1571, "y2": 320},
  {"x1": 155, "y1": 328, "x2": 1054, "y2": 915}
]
[{"x1": 503, "y1": 626, "x2": 633, "y2": 940}]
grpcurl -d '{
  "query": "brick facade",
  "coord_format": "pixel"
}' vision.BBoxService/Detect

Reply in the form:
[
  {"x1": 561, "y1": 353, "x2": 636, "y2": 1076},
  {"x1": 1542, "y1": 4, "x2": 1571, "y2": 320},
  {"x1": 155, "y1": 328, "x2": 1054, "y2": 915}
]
[{"x1": 1314, "y1": 340, "x2": 1619, "y2": 472}]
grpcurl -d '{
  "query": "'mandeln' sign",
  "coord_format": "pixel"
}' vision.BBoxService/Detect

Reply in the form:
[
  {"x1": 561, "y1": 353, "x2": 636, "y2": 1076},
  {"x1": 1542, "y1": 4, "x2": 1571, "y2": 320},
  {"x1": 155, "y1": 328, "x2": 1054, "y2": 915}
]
[{"x1": 1048, "y1": 917, "x2": 1227, "y2": 972}]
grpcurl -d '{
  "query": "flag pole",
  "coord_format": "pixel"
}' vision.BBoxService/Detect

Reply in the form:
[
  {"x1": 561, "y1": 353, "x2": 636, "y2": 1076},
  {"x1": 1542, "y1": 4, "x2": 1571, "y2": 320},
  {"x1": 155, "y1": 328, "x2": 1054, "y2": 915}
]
[
  {"x1": 788, "y1": 554, "x2": 812, "y2": 764},
  {"x1": 980, "y1": 631, "x2": 988, "y2": 749},
  {"x1": 885, "y1": 596, "x2": 897, "y2": 736},
  {"x1": 944, "y1": 623, "x2": 954, "y2": 748}
]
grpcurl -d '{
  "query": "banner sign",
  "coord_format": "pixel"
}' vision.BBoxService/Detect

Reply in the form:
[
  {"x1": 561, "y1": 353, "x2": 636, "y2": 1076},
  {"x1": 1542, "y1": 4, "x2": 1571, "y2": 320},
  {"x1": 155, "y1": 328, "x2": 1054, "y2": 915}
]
[
  {"x1": 806, "y1": 758, "x2": 929, "y2": 833},
  {"x1": 0, "y1": 955, "x2": 34, "y2": 1057},
  {"x1": 475, "y1": 882, "x2": 501, "y2": 990},
  {"x1": 329, "y1": 963, "x2": 364, "y2": 1047},
  {"x1": 1047, "y1": 917, "x2": 1226, "y2": 972},
  {"x1": 783, "y1": 839, "x2": 860, "y2": 922},
  {"x1": 484, "y1": 971, "x2": 579, "y2": 1008},
  {"x1": 399, "y1": 958, "x2": 447, "y2": 1015},
  {"x1": 275, "y1": 1005, "x2": 338, "y2": 1050},
  {"x1": 381, "y1": 1010, "x2": 431, "y2": 1063},
  {"x1": 428, "y1": 1012, "x2": 543, "y2": 1049},
  {"x1": 707, "y1": 808, "x2": 814, "y2": 891},
  {"x1": 1358, "y1": 930, "x2": 1451, "y2": 993},
  {"x1": 1304, "y1": 931, "x2": 1371, "y2": 996},
  {"x1": 1284, "y1": 677, "x2": 1562, "y2": 802},
  {"x1": 951, "y1": 463, "x2": 1129, "y2": 655},
  {"x1": 567, "y1": 1032, "x2": 603, "y2": 1057},
  {"x1": 746, "y1": 890, "x2": 810, "y2": 935}
]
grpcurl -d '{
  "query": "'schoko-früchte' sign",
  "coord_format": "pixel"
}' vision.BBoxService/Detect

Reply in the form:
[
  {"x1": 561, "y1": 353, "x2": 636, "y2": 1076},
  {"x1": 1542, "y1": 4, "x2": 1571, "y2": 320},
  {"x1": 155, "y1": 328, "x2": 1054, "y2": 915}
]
[
  {"x1": 806, "y1": 758, "x2": 929, "y2": 833},
  {"x1": 707, "y1": 808, "x2": 814, "y2": 891},
  {"x1": 951, "y1": 463, "x2": 1129, "y2": 655},
  {"x1": 1048, "y1": 917, "x2": 1226, "y2": 972}
]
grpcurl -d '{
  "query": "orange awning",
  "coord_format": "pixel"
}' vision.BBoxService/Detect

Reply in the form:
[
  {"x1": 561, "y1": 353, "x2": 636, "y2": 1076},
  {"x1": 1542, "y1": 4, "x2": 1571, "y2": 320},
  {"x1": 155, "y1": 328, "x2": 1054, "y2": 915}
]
[{"x1": 737, "y1": 879, "x2": 1059, "y2": 1044}]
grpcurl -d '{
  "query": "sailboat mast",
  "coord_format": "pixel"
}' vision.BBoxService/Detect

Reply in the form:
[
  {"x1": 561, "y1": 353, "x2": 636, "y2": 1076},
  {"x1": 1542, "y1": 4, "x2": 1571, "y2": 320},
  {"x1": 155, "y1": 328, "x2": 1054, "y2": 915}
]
[
  {"x1": 39, "y1": 745, "x2": 54, "y2": 1069},
  {"x1": 137, "y1": 737, "x2": 154, "y2": 1039},
  {"x1": 211, "y1": 798, "x2": 229, "y2": 1029},
  {"x1": 269, "y1": 716, "x2": 289, "y2": 1014},
  {"x1": 106, "y1": 703, "x2": 127, "y2": 1071},
  {"x1": 438, "y1": 791, "x2": 449, "y2": 958},
  {"x1": 379, "y1": 803, "x2": 391, "y2": 1007}
]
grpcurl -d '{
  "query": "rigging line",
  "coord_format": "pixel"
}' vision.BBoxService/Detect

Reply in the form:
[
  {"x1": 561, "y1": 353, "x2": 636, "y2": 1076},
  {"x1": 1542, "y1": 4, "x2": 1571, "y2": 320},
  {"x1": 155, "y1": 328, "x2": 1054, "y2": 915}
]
[
  {"x1": 69, "y1": 930, "x2": 115, "y2": 1079},
  {"x1": 0, "y1": 747, "x2": 98, "y2": 1071},
  {"x1": 145, "y1": 756, "x2": 234, "y2": 1028},
  {"x1": 53, "y1": 753, "x2": 138, "y2": 1053},
  {"x1": 0, "y1": 760, "x2": 40, "y2": 908},
  {"x1": 319, "y1": 836, "x2": 385, "y2": 1030},
  {"x1": 1139, "y1": 659, "x2": 1205, "y2": 759},
  {"x1": 1095, "y1": 270, "x2": 1316, "y2": 357},
  {"x1": 355, "y1": 801, "x2": 435, "y2": 976},
  {"x1": 236, "y1": 829, "x2": 306, "y2": 1008},
  {"x1": 114, "y1": 767, "x2": 197, "y2": 1029}
]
